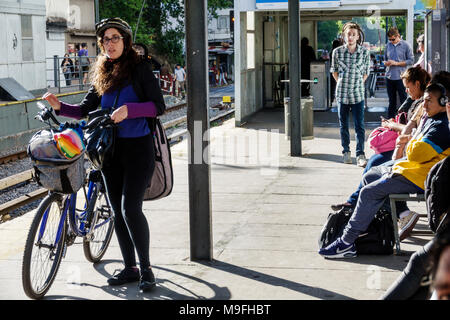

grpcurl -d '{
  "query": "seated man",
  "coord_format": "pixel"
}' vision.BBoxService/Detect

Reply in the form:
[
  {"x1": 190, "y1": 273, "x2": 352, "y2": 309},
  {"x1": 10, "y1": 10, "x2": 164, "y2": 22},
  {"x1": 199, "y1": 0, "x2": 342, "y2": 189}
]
[{"x1": 319, "y1": 81, "x2": 450, "y2": 259}]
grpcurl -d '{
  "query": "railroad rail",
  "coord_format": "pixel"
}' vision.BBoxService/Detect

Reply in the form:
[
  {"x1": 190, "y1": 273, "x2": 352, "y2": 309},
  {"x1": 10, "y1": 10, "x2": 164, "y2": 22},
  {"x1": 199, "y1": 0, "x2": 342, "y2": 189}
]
[{"x1": 0, "y1": 107, "x2": 234, "y2": 223}]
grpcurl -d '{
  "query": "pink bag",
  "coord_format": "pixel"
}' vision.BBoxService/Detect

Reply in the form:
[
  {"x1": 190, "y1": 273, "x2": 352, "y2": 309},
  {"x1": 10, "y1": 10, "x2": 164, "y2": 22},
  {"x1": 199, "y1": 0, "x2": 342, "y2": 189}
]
[{"x1": 368, "y1": 127, "x2": 398, "y2": 154}]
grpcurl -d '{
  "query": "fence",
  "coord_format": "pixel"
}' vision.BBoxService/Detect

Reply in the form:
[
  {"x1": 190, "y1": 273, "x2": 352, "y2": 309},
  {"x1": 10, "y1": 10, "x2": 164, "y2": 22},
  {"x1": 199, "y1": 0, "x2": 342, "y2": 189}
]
[{"x1": 46, "y1": 55, "x2": 177, "y2": 95}]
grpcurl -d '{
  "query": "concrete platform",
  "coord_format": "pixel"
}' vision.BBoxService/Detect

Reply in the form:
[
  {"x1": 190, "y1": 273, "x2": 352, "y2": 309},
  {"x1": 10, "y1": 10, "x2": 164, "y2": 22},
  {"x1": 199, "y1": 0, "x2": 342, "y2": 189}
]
[{"x1": 0, "y1": 108, "x2": 431, "y2": 300}]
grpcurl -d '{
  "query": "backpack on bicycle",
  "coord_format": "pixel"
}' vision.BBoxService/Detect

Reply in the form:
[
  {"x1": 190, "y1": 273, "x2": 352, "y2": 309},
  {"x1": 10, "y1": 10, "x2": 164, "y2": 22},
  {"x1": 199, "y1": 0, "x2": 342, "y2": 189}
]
[{"x1": 28, "y1": 127, "x2": 86, "y2": 194}]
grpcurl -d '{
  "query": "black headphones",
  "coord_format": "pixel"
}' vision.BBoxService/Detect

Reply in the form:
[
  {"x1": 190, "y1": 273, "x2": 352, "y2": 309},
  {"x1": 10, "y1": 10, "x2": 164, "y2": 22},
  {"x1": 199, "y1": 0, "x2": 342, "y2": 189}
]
[{"x1": 435, "y1": 83, "x2": 449, "y2": 106}]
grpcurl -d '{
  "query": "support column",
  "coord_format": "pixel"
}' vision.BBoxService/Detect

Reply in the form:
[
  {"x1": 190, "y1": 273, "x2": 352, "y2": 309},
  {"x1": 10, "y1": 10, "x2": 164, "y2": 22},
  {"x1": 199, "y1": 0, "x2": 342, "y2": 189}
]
[
  {"x1": 288, "y1": 0, "x2": 302, "y2": 156},
  {"x1": 185, "y1": 0, "x2": 213, "y2": 261},
  {"x1": 406, "y1": 6, "x2": 414, "y2": 47}
]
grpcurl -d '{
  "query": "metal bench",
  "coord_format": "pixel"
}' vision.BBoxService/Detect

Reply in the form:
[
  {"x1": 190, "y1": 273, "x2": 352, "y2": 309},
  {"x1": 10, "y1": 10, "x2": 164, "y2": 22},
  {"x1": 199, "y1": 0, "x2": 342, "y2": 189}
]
[{"x1": 389, "y1": 193, "x2": 433, "y2": 254}]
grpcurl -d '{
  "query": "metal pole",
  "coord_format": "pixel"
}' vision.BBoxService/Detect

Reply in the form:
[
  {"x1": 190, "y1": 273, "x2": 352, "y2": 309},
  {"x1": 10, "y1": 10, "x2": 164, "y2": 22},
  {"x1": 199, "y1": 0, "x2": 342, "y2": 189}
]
[
  {"x1": 94, "y1": 0, "x2": 99, "y2": 24},
  {"x1": 134, "y1": 0, "x2": 147, "y2": 42},
  {"x1": 288, "y1": 0, "x2": 302, "y2": 156},
  {"x1": 53, "y1": 55, "x2": 58, "y2": 89},
  {"x1": 185, "y1": 0, "x2": 213, "y2": 261}
]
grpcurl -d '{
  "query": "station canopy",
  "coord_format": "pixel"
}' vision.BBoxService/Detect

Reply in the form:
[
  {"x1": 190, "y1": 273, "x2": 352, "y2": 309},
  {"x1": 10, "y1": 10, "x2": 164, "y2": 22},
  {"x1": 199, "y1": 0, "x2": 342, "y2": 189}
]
[{"x1": 251, "y1": 0, "x2": 416, "y2": 19}]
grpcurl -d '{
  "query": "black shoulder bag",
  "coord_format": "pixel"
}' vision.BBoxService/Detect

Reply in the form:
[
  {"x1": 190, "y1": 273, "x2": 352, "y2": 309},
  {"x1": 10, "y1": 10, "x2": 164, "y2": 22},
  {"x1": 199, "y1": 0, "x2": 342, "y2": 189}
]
[{"x1": 85, "y1": 90, "x2": 120, "y2": 170}]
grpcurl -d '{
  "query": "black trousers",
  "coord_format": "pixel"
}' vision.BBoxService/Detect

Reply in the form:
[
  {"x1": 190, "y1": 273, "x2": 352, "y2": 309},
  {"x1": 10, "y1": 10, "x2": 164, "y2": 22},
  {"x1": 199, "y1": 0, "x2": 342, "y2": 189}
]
[
  {"x1": 102, "y1": 134, "x2": 155, "y2": 269},
  {"x1": 386, "y1": 79, "x2": 407, "y2": 119}
]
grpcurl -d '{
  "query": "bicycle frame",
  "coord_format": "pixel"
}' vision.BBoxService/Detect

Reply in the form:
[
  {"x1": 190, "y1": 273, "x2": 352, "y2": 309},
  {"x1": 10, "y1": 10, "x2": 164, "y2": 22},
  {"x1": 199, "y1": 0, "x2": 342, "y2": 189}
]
[{"x1": 37, "y1": 178, "x2": 112, "y2": 247}]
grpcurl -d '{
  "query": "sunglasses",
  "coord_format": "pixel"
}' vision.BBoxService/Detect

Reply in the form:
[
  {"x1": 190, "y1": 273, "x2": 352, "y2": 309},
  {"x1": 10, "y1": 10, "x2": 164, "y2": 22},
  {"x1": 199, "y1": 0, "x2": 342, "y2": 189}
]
[
  {"x1": 388, "y1": 37, "x2": 397, "y2": 42},
  {"x1": 101, "y1": 35, "x2": 123, "y2": 45}
]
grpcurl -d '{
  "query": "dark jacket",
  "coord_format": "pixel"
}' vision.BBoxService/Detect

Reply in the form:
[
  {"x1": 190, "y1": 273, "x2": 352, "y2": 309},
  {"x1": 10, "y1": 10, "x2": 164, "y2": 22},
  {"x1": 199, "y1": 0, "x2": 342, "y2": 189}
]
[{"x1": 76, "y1": 59, "x2": 166, "y2": 118}]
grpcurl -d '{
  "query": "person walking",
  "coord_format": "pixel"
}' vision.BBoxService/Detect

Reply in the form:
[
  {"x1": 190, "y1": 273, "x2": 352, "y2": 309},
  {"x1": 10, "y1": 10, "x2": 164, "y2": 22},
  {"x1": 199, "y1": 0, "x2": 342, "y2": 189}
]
[
  {"x1": 78, "y1": 43, "x2": 91, "y2": 85},
  {"x1": 384, "y1": 27, "x2": 414, "y2": 119},
  {"x1": 330, "y1": 22, "x2": 370, "y2": 167},
  {"x1": 42, "y1": 17, "x2": 166, "y2": 292},
  {"x1": 174, "y1": 64, "x2": 186, "y2": 98},
  {"x1": 219, "y1": 63, "x2": 228, "y2": 86},
  {"x1": 60, "y1": 54, "x2": 74, "y2": 86}
]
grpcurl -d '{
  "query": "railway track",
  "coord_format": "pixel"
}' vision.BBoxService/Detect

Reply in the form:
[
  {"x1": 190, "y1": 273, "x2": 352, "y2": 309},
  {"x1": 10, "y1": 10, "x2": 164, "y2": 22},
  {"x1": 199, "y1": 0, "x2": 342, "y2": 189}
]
[{"x1": 0, "y1": 106, "x2": 234, "y2": 223}]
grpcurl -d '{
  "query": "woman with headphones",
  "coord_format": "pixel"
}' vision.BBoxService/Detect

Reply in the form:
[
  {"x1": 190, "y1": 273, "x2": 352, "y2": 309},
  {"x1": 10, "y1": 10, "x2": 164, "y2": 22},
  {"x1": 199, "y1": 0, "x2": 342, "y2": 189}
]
[
  {"x1": 43, "y1": 17, "x2": 166, "y2": 292},
  {"x1": 330, "y1": 22, "x2": 371, "y2": 167}
]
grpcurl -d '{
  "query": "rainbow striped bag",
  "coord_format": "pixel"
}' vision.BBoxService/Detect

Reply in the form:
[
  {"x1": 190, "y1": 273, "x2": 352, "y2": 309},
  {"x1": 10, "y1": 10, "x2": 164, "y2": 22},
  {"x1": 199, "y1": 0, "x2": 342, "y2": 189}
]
[{"x1": 28, "y1": 128, "x2": 86, "y2": 194}]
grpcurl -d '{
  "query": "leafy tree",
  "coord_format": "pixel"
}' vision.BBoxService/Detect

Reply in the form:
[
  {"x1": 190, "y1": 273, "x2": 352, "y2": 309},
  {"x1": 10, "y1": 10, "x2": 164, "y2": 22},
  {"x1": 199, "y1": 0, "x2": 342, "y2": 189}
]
[{"x1": 99, "y1": 0, "x2": 232, "y2": 66}]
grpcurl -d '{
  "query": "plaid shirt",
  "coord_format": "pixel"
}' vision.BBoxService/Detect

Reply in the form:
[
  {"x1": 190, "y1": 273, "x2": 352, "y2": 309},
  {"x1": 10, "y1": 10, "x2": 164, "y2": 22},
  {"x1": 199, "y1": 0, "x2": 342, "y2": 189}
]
[{"x1": 330, "y1": 44, "x2": 370, "y2": 105}]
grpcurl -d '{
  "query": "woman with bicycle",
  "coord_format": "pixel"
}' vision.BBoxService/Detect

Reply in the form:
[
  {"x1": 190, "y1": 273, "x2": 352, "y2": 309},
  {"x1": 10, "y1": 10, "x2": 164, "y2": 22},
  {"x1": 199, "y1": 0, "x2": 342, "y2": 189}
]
[{"x1": 43, "y1": 17, "x2": 165, "y2": 292}]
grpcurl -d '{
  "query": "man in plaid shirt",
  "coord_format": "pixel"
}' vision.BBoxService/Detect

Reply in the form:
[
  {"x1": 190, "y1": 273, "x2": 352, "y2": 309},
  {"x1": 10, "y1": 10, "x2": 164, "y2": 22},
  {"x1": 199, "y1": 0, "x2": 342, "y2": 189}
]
[{"x1": 331, "y1": 22, "x2": 370, "y2": 167}]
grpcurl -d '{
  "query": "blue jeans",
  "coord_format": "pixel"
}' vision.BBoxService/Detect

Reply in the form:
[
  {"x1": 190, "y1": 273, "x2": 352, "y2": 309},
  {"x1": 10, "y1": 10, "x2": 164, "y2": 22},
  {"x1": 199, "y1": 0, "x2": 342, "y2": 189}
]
[
  {"x1": 337, "y1": 100, "x2": 365, "y2": 156},
  {"x1": 342, "y1": 165, "x2": 424, "y2": 244},
  {"x1": 346, "y1": 151, "x2": 410, "y2": 213},
  {"x1": 386, "y1": 79, "x2": 407, "y2": 119}
]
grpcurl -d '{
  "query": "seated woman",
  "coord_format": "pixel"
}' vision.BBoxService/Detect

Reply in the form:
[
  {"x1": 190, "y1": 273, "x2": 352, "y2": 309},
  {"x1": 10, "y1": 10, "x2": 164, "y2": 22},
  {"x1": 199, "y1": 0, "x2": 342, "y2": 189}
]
[
  {"x1": 320, "y1": 79, "x2": 450, "y2": 259},
  {"x1": 331, "y1": 67, "x2": 431, "y2": 240}
]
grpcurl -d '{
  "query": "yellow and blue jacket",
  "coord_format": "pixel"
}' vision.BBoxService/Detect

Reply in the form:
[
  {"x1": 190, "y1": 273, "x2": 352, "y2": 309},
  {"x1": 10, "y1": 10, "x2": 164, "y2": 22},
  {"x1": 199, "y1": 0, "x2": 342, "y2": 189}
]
[{"x1": 393, "y1": 112, "x2": 450, "y2": 190}]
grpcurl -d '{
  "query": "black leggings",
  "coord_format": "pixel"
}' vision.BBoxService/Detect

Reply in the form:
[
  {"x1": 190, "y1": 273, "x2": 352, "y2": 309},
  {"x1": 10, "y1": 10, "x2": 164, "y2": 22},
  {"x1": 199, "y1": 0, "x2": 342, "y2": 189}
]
[{"x1": 102, "y1": 134, "x2": 155, "y2": 270}]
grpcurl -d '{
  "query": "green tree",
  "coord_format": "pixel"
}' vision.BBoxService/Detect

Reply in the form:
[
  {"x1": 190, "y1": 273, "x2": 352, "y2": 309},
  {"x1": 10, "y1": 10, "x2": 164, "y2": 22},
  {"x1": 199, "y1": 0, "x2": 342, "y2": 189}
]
[{"x1": 99, "y1": 0, "x2": 232, "y2": 65}]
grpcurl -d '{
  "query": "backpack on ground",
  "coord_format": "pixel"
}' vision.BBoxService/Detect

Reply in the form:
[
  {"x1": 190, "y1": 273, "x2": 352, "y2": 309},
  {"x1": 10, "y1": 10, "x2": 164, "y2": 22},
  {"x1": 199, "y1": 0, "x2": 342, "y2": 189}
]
[
  {"x1": 318, "y1": 207, "x2": 395, "y2": 255},
  {"x1": 425, "y1": 156, "x2": 450, "y2": 233},
  {"x1": 28, "y1": 129, "x2": 86, "y2": 194},
  {"x1": 143, "y1": 118, "x2": 174, "y2": 201}
]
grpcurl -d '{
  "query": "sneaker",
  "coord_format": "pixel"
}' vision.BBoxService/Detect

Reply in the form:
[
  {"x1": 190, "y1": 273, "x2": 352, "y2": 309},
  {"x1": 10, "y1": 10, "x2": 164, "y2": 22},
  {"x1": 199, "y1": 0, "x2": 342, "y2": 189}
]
[
  {"x1": 331, "y1": 202, "x2": 353, "y2": 212},
  {"x1": 319, "y1": 237, "x2": 357, "y2": 259},
  {"x1": 139, "y1": 268, "x2": 156, "y2": 292},
  {"x1": 107, "y1": 267, "x2": 140, "y2": 286},
  {"x1": 398, "y1": 211, "x2": 420, "y2": 241},
  {"x1": 356, "y1": 154, "x2": 367, "y2": 168},
  {"x1": 343, "y1": 152, "x2": 352, "y2": 164}
]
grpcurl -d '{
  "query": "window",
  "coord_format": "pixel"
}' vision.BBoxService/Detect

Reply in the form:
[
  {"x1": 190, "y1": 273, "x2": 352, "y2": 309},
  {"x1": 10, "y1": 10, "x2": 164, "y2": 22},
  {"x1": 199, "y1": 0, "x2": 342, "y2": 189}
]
[
  {"x1": 246, "y1": 12, "x2": 255, "y2": 69},
  {"x1": 21, "y1": 15, "x2": 33, "y2": 61},
  {"x1": 218, "y1": 16, "x2": 228, "y2": 30}
]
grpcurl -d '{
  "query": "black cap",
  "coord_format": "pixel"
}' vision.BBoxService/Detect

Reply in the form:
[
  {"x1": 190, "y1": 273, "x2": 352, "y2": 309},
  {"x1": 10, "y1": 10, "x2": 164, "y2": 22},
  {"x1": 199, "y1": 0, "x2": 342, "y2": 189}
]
[{"x1": 95, "y1": 17, "x2": 132, "y2": 38}]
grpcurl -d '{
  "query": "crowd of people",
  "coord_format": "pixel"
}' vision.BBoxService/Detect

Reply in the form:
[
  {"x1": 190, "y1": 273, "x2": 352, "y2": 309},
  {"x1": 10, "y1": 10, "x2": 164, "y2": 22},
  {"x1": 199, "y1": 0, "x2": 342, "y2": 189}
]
[{"x1": 319, "y1": 23, "x2": 450, "y2": 300}]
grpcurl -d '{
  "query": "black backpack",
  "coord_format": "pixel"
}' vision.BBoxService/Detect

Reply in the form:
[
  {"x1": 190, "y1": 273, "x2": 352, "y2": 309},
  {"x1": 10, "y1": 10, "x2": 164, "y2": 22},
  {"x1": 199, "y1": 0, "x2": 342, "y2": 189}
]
[
  {"x1": 425, "y1": 156, "x2": 450, "y2": 233},
  {"x1": 318, "y1": 208, "x2": 394, "y2": 255}
]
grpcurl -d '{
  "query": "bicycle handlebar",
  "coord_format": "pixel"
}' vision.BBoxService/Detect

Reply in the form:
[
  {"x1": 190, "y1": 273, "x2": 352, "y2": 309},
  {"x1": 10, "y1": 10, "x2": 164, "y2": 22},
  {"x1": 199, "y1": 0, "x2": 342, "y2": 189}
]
[{"x1": 36, "y1": 101, "x2": 116, "y2": 132}]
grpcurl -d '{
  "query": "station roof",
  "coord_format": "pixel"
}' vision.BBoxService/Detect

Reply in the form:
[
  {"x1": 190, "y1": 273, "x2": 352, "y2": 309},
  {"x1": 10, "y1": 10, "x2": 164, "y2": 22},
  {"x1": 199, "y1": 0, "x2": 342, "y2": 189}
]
[{"x1": 237, "y1": 0, "x2": 417, "y2": 19}]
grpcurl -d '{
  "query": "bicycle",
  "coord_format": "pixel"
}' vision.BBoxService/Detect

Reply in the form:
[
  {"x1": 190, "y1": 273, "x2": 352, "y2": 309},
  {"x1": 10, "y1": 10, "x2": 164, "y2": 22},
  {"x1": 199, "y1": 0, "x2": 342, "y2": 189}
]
[{"x1": 22, "y1": 102, "x2": 115, "y2": 299}]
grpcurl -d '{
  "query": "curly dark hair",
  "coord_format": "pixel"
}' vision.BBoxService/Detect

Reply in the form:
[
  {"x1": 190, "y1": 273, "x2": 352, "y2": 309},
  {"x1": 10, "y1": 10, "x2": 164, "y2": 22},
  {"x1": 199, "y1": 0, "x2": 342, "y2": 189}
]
[
  {"x1": 90, "y1": 27, "x2": 141, "y2": 96},
  {"x1": 400, "y1": 65, "x2": 431, "y2": 92}
]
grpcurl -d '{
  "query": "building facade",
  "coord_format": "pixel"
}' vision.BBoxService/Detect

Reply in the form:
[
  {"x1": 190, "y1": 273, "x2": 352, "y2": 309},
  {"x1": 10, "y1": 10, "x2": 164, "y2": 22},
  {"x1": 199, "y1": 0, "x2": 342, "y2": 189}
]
[{"x1": 0, "y1": 0, "x2": 47, "y2": 92}]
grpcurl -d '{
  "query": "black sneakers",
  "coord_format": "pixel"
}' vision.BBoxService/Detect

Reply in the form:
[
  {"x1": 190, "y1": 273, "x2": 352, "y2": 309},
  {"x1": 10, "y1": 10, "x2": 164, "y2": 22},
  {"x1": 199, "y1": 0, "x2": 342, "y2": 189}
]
[
  {"x1": 107, "y1": 267, "x2": 140, "y2": 286},
  {"x1": 139, "y1": 268, "x2": 156, "y2": 292}
]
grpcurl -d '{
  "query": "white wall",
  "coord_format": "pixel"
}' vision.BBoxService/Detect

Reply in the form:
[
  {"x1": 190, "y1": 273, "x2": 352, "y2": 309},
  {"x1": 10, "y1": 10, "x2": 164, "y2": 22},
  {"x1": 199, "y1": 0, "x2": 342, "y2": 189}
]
[{"x1": 0, "y1": 0, "x2": 47, "y2": 91}]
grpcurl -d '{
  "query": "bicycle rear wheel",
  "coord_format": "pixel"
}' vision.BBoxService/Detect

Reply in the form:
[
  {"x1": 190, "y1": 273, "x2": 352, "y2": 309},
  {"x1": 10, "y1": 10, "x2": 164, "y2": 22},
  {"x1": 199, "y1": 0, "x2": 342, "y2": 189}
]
[
  {"x1": 22, "y1": 193, "x2": 66, "y2": 299},
  {"x1": 83, "y1": 190, "x2": 114, "y2": 263}
]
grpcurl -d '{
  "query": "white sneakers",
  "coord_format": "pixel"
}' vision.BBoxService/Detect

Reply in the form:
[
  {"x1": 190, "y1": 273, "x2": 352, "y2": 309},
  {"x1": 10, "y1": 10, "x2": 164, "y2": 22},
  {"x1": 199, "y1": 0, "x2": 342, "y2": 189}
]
[
  {"x1": 399, "y1": 211, "x2": 420, "y2": 241},
  {"x1": 343, "y1": 153, "x2": 367, "y2": 167},
  {"x1": 343, "y1": 152, "x2": 352, "y2": 164},
  {"x1": 356, "y1": 154, "x2": 368, "y2": 168}
]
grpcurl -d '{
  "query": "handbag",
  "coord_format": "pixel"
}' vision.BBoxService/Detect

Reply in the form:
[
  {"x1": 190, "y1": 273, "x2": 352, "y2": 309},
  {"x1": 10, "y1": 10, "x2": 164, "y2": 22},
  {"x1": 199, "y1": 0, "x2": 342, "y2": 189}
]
[
  {"x1": 143, "y1": 117, "x2": 174, "y2": 201},
  {"x1": 368, "y1": 113, "x2": 406, "y2": 154},
  {"x1": 85, "y1": 90, "x2": 120, "y2": 170}
]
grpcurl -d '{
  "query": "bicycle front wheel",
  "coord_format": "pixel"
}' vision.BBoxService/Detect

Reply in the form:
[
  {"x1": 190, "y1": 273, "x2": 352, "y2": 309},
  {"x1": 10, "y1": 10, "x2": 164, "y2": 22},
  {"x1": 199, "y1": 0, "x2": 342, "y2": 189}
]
[
  {"x1": 22, "y1": 193, "x2": 67, "y2": 299},
  {"x1": 83, "y1": 191, "x2": 114, "y2": 263}
]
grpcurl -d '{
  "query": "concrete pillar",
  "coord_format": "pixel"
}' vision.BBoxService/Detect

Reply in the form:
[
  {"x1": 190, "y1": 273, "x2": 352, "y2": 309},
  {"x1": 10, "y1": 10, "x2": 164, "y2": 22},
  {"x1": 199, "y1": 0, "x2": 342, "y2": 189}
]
[
  {"x1": 406, "y1": 5, "x2": 414, "y2": 47},
  {"x1": 185, "y1": 0, "x2": 213, "y2": 261},
  {"x1": 288, "y1": 0, "x2": 302, "y2": 156}
]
